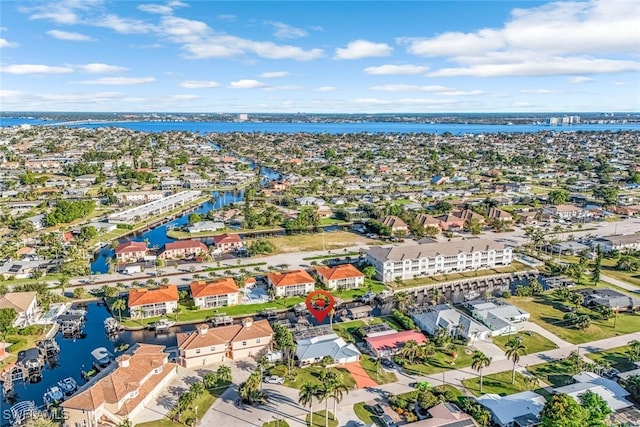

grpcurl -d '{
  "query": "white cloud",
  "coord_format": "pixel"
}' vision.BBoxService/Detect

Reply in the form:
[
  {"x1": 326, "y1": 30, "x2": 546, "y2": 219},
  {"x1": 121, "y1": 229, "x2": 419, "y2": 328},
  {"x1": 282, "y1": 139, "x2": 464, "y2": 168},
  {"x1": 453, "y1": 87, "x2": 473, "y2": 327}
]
[
  {"x1": 94, "y1": 14, "x2": 155, "y2": 34},
  {"x1": 46, "y1": 29, "x2": 95, "y2": 41},
  {"x1": 1, "y1": 64, "x2": 73, "y2": 74},
  {"x1": 267, "y1": 21, "x2": 307, "y2": 39},
  {"x1": 171, "y1": 94, "x2": 200, "y2": 100},
  {"x1": 334, "y1": 40, "x2": 392, "y2": 60},
  {"x1": 217, "y1": 14, "x2": 235, "y2": 21},
  {"x1": 77, "y1": 63, "x2": 128, "y2": 73},
  {"x1": 438, "y1": 90, "x2": 484, "y2": 96},
  {"x1": 138, "y1": 4, "x2": 173, "y2": 14},
  {"x1": 0, "y1": 38, "x2": 18, "y2": 48},
  {"x1": 314, "y1": 86, "x2": 336, "y2": 92},
  {"x1": 568, "y1": 76, "x2": 593, "y2": 83},
  {"x1": 74, "y1": 76, "x2": 156, "y2": 85},
  {"x1": 520, "y1": 89, "x2": 564, "y2": 94},
  {"x1": 363, "y1": 64, "x2": 428, "y2": 75},
  {"x1": 370, "y1": 84, "x2": 451, "y2": 92},
  {"x1": 179, "y1": 80, "x2": 221, "y2": 89},
  {"x1": 259, "y1": 71, "x2": 290, "y2": 78},
  {"x1": 23, "y1": 0, "x2": 96, "y2": 25},
  {"x1": 229, "y1": 79, "x2": 267, "y2": 89}
]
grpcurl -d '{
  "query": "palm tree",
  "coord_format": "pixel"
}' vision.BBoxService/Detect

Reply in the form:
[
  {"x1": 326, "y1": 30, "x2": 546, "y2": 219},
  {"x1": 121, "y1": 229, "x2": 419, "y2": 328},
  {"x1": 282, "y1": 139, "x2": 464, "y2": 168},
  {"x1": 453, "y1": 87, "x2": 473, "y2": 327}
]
[
  {"x1": 298, "y1": 382, "x2": 319, "y2": 423},
  {"x1": 216, "y1": 365, "x2": 232, "y2": 383},
  {"x1": 328, "y1": 378, "x2": 350, "y2": 423},
  {"x1": 505, "y1": 339, "x2": 527, "y2": 384},
  {"x1": 189, "y1": 381, "x2": 206, "y2": 398},
  {"x1": 471, "y1": 350, "x2": 492, "y2": 393},
  {"x1": 176, "y1": 391, "x2": 195, "y2": 422},
  {"x1": 394, "y1": 291, "x2": 411, "y2": 311},
  {"x1": 399, "y1": 340, "x2": 421, "y2": 364},
  {"x1": 203, "y1": 372, "x2": 218, "y2": 389},
  {"x1": 628, "y1": 340, "x2": 640, "y2": 362},
  {"x1": 112, "y1": 298, "x2": 126, "y2": 322}
]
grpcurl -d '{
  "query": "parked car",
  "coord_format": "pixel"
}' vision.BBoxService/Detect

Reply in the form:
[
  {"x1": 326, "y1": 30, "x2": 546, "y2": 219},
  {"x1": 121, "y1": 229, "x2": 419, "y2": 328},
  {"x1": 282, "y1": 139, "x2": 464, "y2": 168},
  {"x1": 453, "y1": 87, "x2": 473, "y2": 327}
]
[
  {"x1": 263, "y1": 375, "x2": 285, "y2": 384},
  {"x1": 381, "y1": 414, "x2": 396, "y2": 427},
  {"x1": 372, "y1": 404, "x2": 385, "y2": 416},
  {"x1": 381, "y1": 358, "x2": 394, "y2": 369}
]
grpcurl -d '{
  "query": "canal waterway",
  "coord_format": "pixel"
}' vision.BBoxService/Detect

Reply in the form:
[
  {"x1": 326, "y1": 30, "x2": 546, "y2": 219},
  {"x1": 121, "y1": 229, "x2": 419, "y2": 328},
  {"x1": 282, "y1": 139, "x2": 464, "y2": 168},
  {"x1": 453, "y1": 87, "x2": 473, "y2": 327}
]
[{"x1": 0, "y1": 302, "x2": 198, "y2": 423}]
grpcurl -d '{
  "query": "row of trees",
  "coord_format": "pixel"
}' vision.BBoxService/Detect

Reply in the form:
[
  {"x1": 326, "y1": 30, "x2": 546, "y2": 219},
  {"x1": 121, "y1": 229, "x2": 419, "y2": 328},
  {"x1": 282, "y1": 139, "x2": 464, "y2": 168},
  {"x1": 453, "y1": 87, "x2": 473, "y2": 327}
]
[{"x1": 298, "y1": 371, "x2": 352, "y2": 427}]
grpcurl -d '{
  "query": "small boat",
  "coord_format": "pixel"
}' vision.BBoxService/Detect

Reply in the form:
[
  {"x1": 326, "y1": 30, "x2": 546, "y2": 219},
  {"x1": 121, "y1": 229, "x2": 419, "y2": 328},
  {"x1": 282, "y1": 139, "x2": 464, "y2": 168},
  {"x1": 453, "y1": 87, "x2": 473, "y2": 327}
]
[
  {"x1": 104, "y1": 317, "x2": 120, "y2": 335},
  {"x1": 91, "y1": 347, "x2": 113, "y2": 370},
  {"x1": 43, "y1": 386, "x2": 64, "y2": 405},
  {"x1": 57, "y1": 377, "x2": 78, "y2": 396},
  {"x1": 153, "y1": 318, "x2": 175, "y2": 334}
]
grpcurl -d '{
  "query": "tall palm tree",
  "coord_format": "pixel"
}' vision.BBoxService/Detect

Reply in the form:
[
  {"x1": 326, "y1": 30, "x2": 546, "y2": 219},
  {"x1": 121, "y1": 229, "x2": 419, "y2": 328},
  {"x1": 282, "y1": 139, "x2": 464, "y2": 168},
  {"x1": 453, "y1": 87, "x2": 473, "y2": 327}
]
[
  {"x1": 399, "y1": 340, "x2": 421, "y2": 364},
  {"x1": 505, "y1": 339, "x2": 527, "y2": 384},
  {"x1": 216, "y1": 364, "x2": 232, "y2": 383},
  {"x1": 298, "y1": 382, "x2": 319, "y2": 423},
  {"x1": 471, "y1": 350, "x2": 492, "y2": 393},
  {"x1": 189, "y1": 381, "x2": 206, "y2": 398},
  {"x1": 394, "y1": 291, "x2": 411, "y2": 311},
  {"x1": 112, "y1": 298, "x2": 126, "y2": 322},
  {"x1": 328, "y1": 380, "x2": 350, "y2": 423}
]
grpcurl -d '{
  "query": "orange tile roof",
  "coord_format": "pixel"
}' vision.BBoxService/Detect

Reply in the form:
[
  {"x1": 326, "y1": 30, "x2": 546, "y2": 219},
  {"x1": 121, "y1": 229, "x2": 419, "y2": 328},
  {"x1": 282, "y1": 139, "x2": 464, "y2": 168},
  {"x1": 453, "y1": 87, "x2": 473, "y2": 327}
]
[
  {"x1": 213, "y1": 233, "x2": 242, "y2": 244},
  {"x1": 316, "y1": 264, "x2": 364, "y2": 281},
  {"x1": 115, "y1": 241, "x2": 147, "y2": 254},
  {"x1": 177, "y1": 319, "x2": 273, "y2": 351},
  {"x1": 128, "y1": 285, "x2": 178, "y2": 307},
  {"x1": 267, "y1": 269, "x2": 315, "y2": 287},
  {"x1": 62, "y1": 344, "x2": 176, "y2": 412},
  {"x1": 190, "y1": 278, "x2": 239, "y2": 298}
]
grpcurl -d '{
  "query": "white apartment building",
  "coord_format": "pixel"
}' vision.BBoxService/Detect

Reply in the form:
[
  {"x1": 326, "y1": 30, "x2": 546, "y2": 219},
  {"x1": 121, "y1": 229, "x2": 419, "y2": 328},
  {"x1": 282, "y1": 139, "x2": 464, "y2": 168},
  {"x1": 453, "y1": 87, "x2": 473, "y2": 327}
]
[
  {"x1": 366, "y1": 239, "x2": 513, "y2": 282},
  {"x1": 107, "y1": 191, "x2": 201, "y2": 225}
]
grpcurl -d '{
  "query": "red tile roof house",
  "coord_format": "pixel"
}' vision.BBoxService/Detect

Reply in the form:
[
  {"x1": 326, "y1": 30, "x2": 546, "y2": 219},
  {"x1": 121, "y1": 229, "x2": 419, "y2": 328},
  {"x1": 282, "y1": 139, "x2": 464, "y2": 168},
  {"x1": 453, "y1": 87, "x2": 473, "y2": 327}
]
[
  {"x1": 365, "y1": 330, "x2": 429, "y2": 358},
  {"x1": 267, "y1": 270, "x2": 315, "y2": 298},
  {"x1": 115, "y1": 241, "x2": 147, "y2": 264},
  {"x1": 61, "y1": 344, "x2": 177, "y2": 427},
  {"x1": 212, "y1": 233, "x2": 244, "y2": 253},
  {"x1": 190, "y1": 278, "x2": 240, "y2": 309},
  {"x1": 159, "y1": 240, "x2": 208, "y2": 260},
  {"x1": 315, "y1": 264, "x2": 365, "y2": 290},
  {"x1": 128, "y1": 285, "x2": 179, "y2": 319}
]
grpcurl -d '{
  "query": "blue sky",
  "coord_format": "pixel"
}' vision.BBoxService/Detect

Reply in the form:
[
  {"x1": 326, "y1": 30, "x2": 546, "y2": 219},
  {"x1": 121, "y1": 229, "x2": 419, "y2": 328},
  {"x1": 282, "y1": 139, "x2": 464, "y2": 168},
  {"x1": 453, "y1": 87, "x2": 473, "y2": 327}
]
[{"x1": 1, "y1": 0, "x2": 638, "y2": 113}]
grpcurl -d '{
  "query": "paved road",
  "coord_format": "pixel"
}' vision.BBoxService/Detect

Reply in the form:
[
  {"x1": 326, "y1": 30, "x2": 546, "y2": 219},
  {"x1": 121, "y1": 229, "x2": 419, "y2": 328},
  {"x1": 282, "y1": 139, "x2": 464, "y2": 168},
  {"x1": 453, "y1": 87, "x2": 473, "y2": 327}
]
[
  {"x1": 195, "y1": 330, "x2": 640, "y2": 427},
  {"x1": 601, "y1": 274, "x2": 640, "y2": 292}
]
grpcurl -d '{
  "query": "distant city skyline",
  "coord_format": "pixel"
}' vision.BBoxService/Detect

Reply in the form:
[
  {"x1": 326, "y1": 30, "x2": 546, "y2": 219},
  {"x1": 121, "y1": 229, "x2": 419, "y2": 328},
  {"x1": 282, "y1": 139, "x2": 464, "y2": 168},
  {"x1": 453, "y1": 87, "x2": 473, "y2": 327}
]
[{"x1": 1, "y1": 0, "x2": 639, "y2": 113}]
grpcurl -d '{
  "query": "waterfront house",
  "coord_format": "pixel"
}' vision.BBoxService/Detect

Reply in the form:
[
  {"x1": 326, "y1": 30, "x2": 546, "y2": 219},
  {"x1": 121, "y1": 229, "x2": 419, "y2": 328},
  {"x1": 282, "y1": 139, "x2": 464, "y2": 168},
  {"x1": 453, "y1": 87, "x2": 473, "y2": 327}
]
[
  {"x1": 267, "y1": 269, "x2": 315, "y2": 297},
  {"x1": 128, "y1": 285, "x2": 178, "y2": 319},
  {"x1": 477, "y1": 391, "x2": 546, "y2": 427},
  {"x1": 411, "y1": 305, "x2": 490, "y2": 341},
  {"x1": 364, "y1": 330, "x2": 428, "y2": 358},
  {"x1": 190, "y1": 278, "x2": 240, "y2": 309},
  {"x1": 315, "y1": 264, "x2": 365, "y2": 290},
  {"x1": 186, "y1": 221, "x2": 225, "y2": 234},
  {"x1": 212, "y1": 233, "x2": 244, "y2": 253},
  {"x1": 159, "y1": 240, "x2": 208, "y2": 260},
  {"x1": 592, "y1": 234, "x2": 640, "y2": 253},
  {"x1": 366, "y1": 239, "x2": 513, "y2": 282},
  {"x1": 177, "y1": 318, "x2": 273, "y2": 367},
  {"x1": 0, "y1": 291, "x2": 38, "y2": 327},
  {"x1": 114, "y1": 241, "x2": 147, "y2": 264},
  {"x1": 294, "y1": 326, "x2": 361, "y2": 366},
  {"x1": 466, "y1": 300, "x2": 530, "y2": 336},
  {"x1": 61, "y1": 344, "x2": 177, "y2": 427}
]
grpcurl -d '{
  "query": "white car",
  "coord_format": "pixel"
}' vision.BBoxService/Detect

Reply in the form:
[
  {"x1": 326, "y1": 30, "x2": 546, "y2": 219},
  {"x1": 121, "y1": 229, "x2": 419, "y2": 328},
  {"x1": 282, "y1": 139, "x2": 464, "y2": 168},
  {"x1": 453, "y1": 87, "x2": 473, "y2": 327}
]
[{"x1": 263, "y1": 375, "x2": 285, "y2": 384}]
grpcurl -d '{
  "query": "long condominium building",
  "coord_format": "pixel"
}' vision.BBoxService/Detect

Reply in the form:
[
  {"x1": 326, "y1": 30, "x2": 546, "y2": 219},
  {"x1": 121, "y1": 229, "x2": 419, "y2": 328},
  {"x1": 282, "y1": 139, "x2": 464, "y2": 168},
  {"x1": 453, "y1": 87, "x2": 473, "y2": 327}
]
[
  {"x1": 107, "y1": 191, "x2": 201, "y2": 225},
  {"x1": 366, "y1": 238, "x2": 513, "y2": 282}
]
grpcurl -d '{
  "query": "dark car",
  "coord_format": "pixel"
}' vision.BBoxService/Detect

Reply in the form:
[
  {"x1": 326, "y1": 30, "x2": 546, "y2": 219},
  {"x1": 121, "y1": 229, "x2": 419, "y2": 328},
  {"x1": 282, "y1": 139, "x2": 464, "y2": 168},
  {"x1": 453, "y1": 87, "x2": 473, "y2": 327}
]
[
  {"x1": 372, "y1": 404, "x2": 385, "y2": 416},
  {"x1": 381, "y1": 359, "x2": 394, "y2": 369}
]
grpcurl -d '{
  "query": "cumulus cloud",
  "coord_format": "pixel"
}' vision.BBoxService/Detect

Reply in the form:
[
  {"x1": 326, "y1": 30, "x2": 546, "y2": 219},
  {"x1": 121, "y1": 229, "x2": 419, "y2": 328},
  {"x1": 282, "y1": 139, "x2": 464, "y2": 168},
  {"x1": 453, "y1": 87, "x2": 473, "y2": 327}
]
[
  {"x1": 1, "y1": 64, "x2": 73, "y2": 74},
  {"x1": 74, "y1": 76, "x2": 156, "y2": 85},
  {"x1": 0, "y1": 38, "x2": 18, "y2": 48},
  {"x1": 314, "y1": 86, "x2": 336, "y2": 92},
  {"x1": 267, "y1": 21, "x2": 308, "y2": 39},
  {"x1": 179, "y1": 80, "x2": 221, "y2": 88},
  {"x1": 46, "y1": 29, "x2": 95, "y2": 41},
  {"x1": 94, "y1": 14, "x2": 155, "y2": 34},
  {"x1": 229, "y1": 79, "x2": 267, "y2": 89},
  {"x1": 171, "y1": 94, "x2": 200, "y2": 100},
  {"x1": 259, "y1": 71, "x2": 290, "y2": 78},
  {"x1": 363, "y1": 64, "x2": 428, "y2": 75},
  {"x1": 400, "y1": 0, "x2": 639, "y2": 77},
  {"x1": 568, "y1": 76, "x2": 593, "y2": 83},
  {"x1": 137, "y1": 1, "x2": 189, "y2": 15},
  {"x1": 334, "y1": 40, "x2": 392, "y2": 59},
  {"x1": 22, "y1": 0, "x2": 102, "y2": 25},
  {"x1": 77, "y1": 63, "x2": 128, "y2": 73}
]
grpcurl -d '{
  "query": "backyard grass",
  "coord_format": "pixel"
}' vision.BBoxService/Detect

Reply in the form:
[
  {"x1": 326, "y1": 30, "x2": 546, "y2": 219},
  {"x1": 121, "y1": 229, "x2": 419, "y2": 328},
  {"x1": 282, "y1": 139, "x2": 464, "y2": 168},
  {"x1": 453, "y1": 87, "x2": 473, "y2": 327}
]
[
  {"x1": 509, "y1": 292, "x2": 640, "y2": 345},
  {"x1": 306, "y1": 410, "x2": 338, "y2": 427},
  {"x1": 258, "y1": 231, "x2": 377, "y2": 254},
  {"x1": 353, "y1": 402, "x2": 382, "y2": 426},
  {"x1": 491, "y1": 331, "x2": 558, "y2": 354},
  {"x1": 360, "y1": 355, "x2": 398, "y2": 385},
  {"x1": 462, "y1": 371, "x2": 546, "y2": 397},
  {"x1": 586, "y1": 344, "x2": 636, "y2": 372},
  {"x1": 527, "y1": 359, "x2": 577, "y2": 387},
  {"x1": 400, "y1": 346, "x2": 474, "y2": 375},
  {"x1": 332, "y1": 320, "x2": 366, "y2": 343},
  {"x1": 0, "y1": 327, "x2": 47, "y2": 370},
  {"x1": 395, "y1": 261, "x2": 534, "y2": 289},
  {"x1": 278, "y1": 366, "x2": 357, "y2": 390}
]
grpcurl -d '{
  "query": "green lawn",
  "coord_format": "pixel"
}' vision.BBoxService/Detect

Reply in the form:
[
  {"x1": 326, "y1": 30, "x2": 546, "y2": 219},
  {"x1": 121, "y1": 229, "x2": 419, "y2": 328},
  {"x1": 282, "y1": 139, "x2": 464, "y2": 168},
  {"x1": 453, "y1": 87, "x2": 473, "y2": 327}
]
[
  {"x1": 491, "y1": 331, "x2": 558, "y2": 354},
  {"x1": 332, "y1": 320, "x2": 366, "y2": 343},
  {"x1": 271, "y1": 365, "x2": 357, "y2": 390},
  {"x1": 586, "y1": 344, "x2": 637, "y2": 372},
  {"x1": 262, "y1": 421, "x2": 290, "y2": 427},
  {"x1": 360, "y1": 355, "x2": 398, "y2": 385},
  {"x1": 509, "y1": 292, "x2": 640, "y2": 344},
  {"x1": 307, "y1": 410, "x2": 338, "y2": 427},
  {"x1": 353, "y1": 402, "x2": 382, "y2": 426},
  {"x1": 400, "y1": 346, "x2": 474, "y2": 375},
  {"x1": 462, "y1": 370, "x2": 545, "y2": 397},
  {"x1": 528, "y1": 359, "x2": 577, "y2": 387}
]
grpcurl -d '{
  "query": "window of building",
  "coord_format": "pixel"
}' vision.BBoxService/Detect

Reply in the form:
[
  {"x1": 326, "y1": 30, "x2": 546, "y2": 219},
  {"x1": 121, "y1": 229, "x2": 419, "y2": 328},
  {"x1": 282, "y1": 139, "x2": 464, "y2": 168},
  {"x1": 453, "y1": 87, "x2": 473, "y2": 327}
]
[
  {"x1": 211, "y1": 346, "x2": 215, "y2": 351},
  {"x1": 242, "y1": 341, "x2": 247, "y2": 346},
  {"x1": 256, "y1": 338, "x2": 261, "y2": 344},
  {"x1": 196, "y1": 349, "x2": 201, "y2": 354}
]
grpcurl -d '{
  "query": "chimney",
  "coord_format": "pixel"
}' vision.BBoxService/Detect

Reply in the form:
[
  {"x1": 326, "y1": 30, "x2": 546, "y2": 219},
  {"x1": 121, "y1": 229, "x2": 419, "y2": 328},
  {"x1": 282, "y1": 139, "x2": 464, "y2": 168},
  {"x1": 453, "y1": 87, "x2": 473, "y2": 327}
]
[
  {"x1": 241, "y1": 317, "x2": 253, "y2": 328},
  {"x1": 118, "y1": 355, "x2": 130, "y2": 368},
  {"x1": 197, "y1": 324, "x2": 209, "y2": 335}
]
